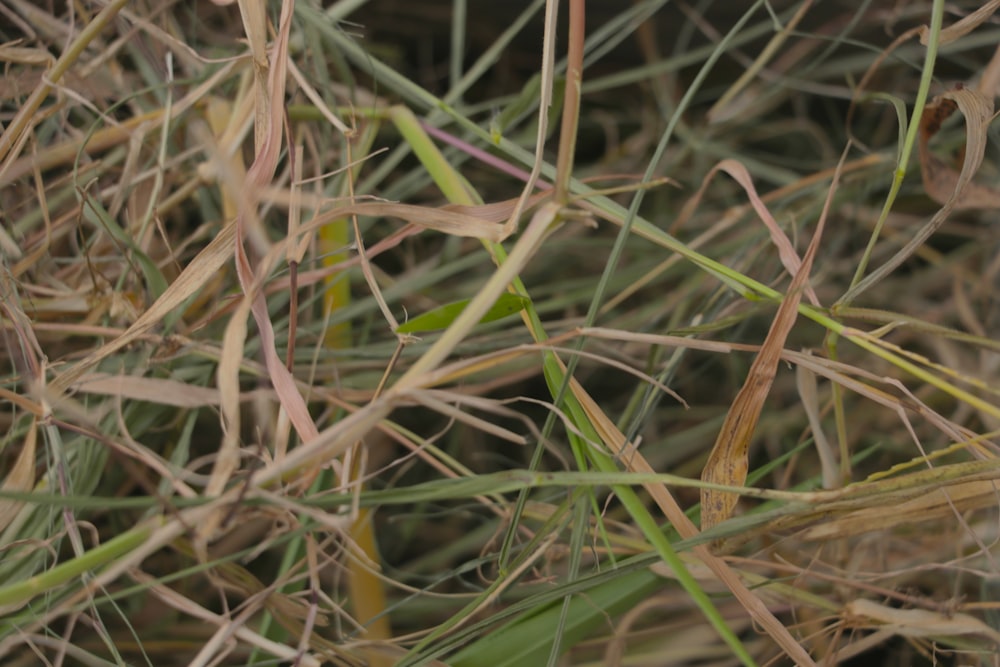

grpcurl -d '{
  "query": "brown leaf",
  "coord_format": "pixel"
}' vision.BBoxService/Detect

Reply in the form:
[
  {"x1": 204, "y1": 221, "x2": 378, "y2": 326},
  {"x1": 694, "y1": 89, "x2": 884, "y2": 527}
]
[
  {"x1": 918, "y1": 87, "x2": 1000, "y2": 210},
  {"x1": 918, "y1": 0, "x2": 1000, "y2": 47},
  {"x1": 700, "y1": 152, "x2": 844, "y2": 530},
  {"x1": 229, "y1": 0, "x2": 319, "y2": 450},
  {"x1": 845, "y1": 598, "x2": 1000, "y2": 645}
]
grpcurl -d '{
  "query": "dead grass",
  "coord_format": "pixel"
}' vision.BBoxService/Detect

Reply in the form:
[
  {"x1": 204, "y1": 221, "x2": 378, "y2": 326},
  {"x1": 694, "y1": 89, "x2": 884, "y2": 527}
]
[{"x1": 1, "y1": 1, "x2": 1000, "y2": 665}]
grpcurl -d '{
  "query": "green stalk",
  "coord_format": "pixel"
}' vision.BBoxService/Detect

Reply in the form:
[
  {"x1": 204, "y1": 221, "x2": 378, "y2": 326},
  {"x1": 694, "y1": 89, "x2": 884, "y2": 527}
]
[
  {"x1": 0, "y1": 519, "x2": 158, "y2": 613},
  {"x1": 839, "y1": 0, "x2": 944, "y2": 305}
]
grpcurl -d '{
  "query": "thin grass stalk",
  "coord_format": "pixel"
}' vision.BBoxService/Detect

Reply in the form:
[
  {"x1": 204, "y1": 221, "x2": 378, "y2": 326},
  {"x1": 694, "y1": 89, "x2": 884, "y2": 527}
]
[{"x1": 839, "y1": 0, "x2": 944, "y2": 305}]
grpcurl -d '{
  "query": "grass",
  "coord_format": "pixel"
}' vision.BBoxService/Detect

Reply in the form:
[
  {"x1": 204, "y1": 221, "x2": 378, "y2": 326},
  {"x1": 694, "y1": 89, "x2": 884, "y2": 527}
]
[{"x1": 2, "y1": 0, "x2": 1000, "y2": 665}]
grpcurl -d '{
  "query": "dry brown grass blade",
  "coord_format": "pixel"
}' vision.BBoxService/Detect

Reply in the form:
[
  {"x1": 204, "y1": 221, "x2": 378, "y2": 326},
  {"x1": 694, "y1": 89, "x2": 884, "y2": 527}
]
[
  {"x1": 227, "y1": 0, "x2": 319, "y2": 451},
  {"x1": 844, "y1": 598, "x2": 1000, "y2": 646},
  {"x1": 442, "y1": 190, "x2": 550, "y2": 224},
  {"x1": 209, "y1": 288, "x2": 253, "y2": 502},
  {"x1": 317, "y1": 200, "x2": 527, "y2": 242},
  {"x1": 413, "y1": 391, "x2": 529, "y2": 445},
  {"x1": 204, "y1": 95, "x2": 252, "y2": 219},
  {"x1": 565, "y1": 362, "x2": 818, "y2": 666},
  {"x1": 977, "y1": 44, "x2": 1000, "y2": 97},
  {"x1": 673, "y1": 159, "x2": 819, "y2": 305},
  {"x1": 700, "y1": 150, "x2": 843, "y2": 531},
  {"x1": 790, "y1": 348, "x2": 987, "y2": 457},
  {"x1": 253, "y1": 396, "x2": 395, "y2": 489},
  {"x1": 128, "y1": 569, "x2": 326, "y2": 667},
  {"x1": 802, "y1": 477, "x2": 1000, "y2": 540},
  {"x1": 47, "y1": 220, "x2": 236, "y2": 395},
  {"x1": 71, "y1": 373, "x2": 241, "y2": 409},
  {"x1": 918, "y1": 87, "x2": 1000, "y2": 209},
  {"x1": 0, "y1": 0, "x2": 129, "y2": 172},
  {"x1": 919, "y1": 0, "x2": 1000, "y2": 46},
  {"x1": 235, "y1": 0, "x2": 269, "y2": 153},
  {"x1": 198, "y1": 0, "x2": 318, "y2": 548},
  {"x1": 795, "y1": 365, "x2": 839, "y2": 490},
  {"x1": 1, "y1": 59, "x2": 237, "y2": 189},
  {"x1": 581, "y1": 327, "x2": 991, "y2": 458},
  {"x1": 738, "y1": 460, "x2": 1000, "y2": 545}
]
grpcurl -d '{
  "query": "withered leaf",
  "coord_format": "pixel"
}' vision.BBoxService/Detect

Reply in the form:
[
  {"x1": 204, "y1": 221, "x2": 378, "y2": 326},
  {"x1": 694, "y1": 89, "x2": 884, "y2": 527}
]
[
  {"x1": 918, "y1": 87, "x2": 1000, "y2": 210},
  {"x1": 700, "y1": 153, "x2": 843, "y2": 531}
]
